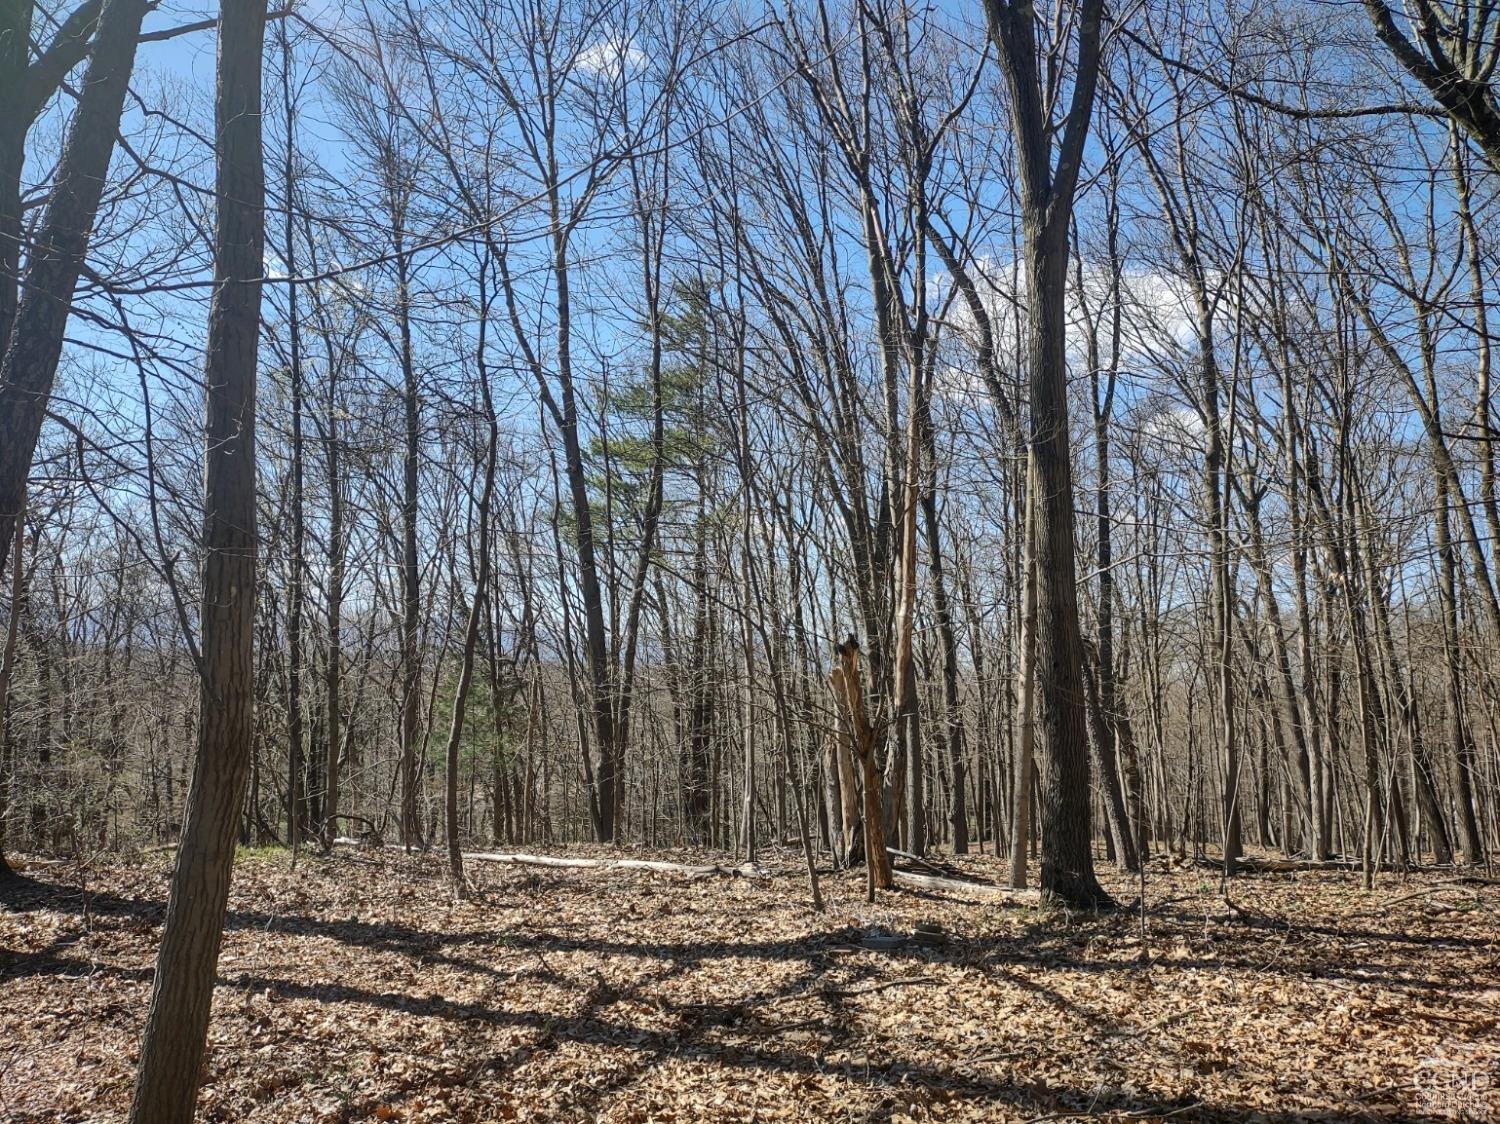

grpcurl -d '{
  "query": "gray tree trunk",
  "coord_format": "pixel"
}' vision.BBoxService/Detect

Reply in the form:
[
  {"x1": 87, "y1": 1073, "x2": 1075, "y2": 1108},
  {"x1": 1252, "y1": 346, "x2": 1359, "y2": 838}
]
[{"x1": 128, "y1": 1, "x2": 267, "y2": 1119}]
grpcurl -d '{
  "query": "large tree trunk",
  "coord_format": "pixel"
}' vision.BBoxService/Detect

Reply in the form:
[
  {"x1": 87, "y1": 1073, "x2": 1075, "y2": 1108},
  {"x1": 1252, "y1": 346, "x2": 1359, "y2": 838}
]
[
  {"x1": 280, "y1": 18, "x2": 307, "y2": 849},
  {"x1": 1023, "y1": 226, "x2": 1109, "y2": 907},
  {"x1": 0, "y1": 1, "x2": 33, "y2": 352},
  {"x1": 985, "y1": 0, "x2": 1111, "y2": 909},
  {"x1": 0, "y1": 0, "x2": 110, "y2": 347},
  {"x1": 128, "y1": 2, "x2": 267, "y2": 1118},
  {"x1": 825, "y1": 727, "x2": 863, "y2": 866},
  {"x1": 0, "y1": 0, "x2": 149, "y2": 576}
]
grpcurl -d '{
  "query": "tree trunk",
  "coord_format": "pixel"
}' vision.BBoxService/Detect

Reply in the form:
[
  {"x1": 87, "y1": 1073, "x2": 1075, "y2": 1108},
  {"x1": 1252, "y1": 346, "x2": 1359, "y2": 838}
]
[
  {"x1": 441, "y1": 256, "x2": 499, "y2": 892},
  {"x1": 398, "y1": 247, "x2": 422, "y2": 850},
  {"x1": 280, "y1": 18, "x2": 307, "y2": 849},
  {"x1": 319, "y1": 333, "x2": 345, "y2": 849},
  {"x1": 1436, "y1": 472, "x2": 1486, "y2": 864},
  {"x1": 0, "y1": 0, "x2": 150, "y2": 574},
  {"x1": 128, "y1": 3, "x2": 266, "y2": 1117},
  {"x1": 923, "y1": 485, "x2": 967, "y2": 855},
  {"x1": 832, "y1": 639, "x2": 892, "y2": 896},
  {"x1": 892, "y1": 317, "x2": 925, "y2": 856},
  {"x1": 1009, "y1": 470, "x2": 1037, "y2": 889},
  {"x1": 985, "y1": 0, "x2": 1111, "y2": 909},
  {"x1": 0, "y1": 492, "x2": 23, "y2": 878},
  {"x1": 1026, "y1": 231, "x2": 1109, "y2": 906},
  {"x1": 1084, "y1": 643, "x2": 1136, "y2": 871}
]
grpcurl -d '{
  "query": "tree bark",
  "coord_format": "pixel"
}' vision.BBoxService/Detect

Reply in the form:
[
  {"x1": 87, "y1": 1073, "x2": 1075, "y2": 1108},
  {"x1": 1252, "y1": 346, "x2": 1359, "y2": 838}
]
[
  {"x1": 0, "y1": 0, "x2": 149, "y2": 575},
  {"x1": 1009, "y1": 469, "x2": 1037, "y2": 889},
  {"x1": 985, "y1": 0, "x2": 1111, "y2": 908},
  {"x1": 398, "y1": 243, "x2": 422, "y2": 850},
  {"x1": 832, "y1": 638, "x2": 892, "y2": 896},
  {"x1": 0, "y1": 490, "x2": 23, "y2": 878},
  {"x1": 279, "y1": 17, "x2": 307, "y2": 849},
  {"x1": 128, "y1": 1, "x2": 266, "y2": 1117},
  {"x1": 1436, "y1": 472, "x2": 1486, "y2": 864}
]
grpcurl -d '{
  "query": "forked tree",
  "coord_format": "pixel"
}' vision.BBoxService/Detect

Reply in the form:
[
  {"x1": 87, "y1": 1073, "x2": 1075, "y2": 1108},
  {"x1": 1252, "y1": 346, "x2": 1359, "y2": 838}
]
[{"x1": 982, "y1": 0, "x2": 1112, "y2": 908}]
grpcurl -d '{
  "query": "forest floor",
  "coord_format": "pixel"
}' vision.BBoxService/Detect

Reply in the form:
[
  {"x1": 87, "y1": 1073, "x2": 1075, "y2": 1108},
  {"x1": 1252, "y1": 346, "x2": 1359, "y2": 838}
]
[{"x1": 1, "y1": 846, "x2": 1498, "y2": 1123}]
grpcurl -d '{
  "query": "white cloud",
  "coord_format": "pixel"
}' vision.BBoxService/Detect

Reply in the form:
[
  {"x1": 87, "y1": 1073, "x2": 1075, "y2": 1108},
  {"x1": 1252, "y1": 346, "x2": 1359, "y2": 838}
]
[
  {"x1": 1140, "y1": 402, "x2": 1207, "y2": 448},
  {"x1": 934, "y1": 257, "x2": 1203, "y2": 402},
  {"x1": 576, "y1": 35, "x2": 646, "y2": 79}
]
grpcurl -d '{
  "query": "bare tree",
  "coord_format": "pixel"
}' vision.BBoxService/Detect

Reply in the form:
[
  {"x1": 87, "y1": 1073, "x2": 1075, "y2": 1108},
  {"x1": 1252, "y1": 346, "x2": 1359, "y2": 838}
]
[
  {"x1": 982, "y1": 0, "x2": 1112, "y2": 907},
  {"x1": 0, "y1": 0, "x2": 150, "y2": 583},
  {"x1": 128, "y1": 1, "x2": 267, "y2": 1117}
]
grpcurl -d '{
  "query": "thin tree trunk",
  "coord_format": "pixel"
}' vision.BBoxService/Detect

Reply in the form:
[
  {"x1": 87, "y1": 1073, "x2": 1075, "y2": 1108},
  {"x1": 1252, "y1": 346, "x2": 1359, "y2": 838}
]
[
  {"x1": 0, "y1": 490, "x2": 23, "y2": 878},
  {"x1": 1009, "y1": 468, "x2": 1037, "y2": 889},
  {"x1": 397, "y1": 244, "x2": 422, "y2": 850},
  {"x1": 1437, "y1": 472, "x2": 1486, "y2": 864},
  {"x1": 279, "y1": 18, "x2": 307, "y2": 848},
  {"x1": 128, "y1": 2, "x2": 267, "y2": 1115}
]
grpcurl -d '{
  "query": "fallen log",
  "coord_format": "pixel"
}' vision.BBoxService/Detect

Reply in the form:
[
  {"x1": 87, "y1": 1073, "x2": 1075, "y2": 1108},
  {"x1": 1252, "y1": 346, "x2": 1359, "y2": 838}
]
[
  {"x1": 303, "y1": 840, "x2": 1040, "y2": 901},
  {"x1": 329, "y1": 836, "x2": 393, "y2": 851},
  {"x1": 1231, "y1": 857, "x2": 1359, "y2": 873},
  {"x1": 891, "y1": 869, "x2": 1039, "y2": 903},
  {"x1": 1164, "y1": 854, "x2": 1361, "y2": 874},
  {"x1": 1364, "y1": 883, "x2": 1486, "y2": 912},
  {"x1": 325, "y1": 814, "x2": 383, "y2": 848},
  {"x1": 463, "y1": 851, "x2": 771, "y2": 880},
  {"x1": 887, "y1": 847, "x2": 972, "y2": 881},
  {"x1": 328, "y1": 841, "x2": 769, "y2": 880}
]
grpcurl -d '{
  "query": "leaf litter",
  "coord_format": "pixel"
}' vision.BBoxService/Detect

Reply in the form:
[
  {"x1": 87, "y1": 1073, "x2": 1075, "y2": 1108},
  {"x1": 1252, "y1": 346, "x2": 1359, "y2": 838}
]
[{"x1": 1, "y1": 849, "x2": 1496, "y2": 1122}]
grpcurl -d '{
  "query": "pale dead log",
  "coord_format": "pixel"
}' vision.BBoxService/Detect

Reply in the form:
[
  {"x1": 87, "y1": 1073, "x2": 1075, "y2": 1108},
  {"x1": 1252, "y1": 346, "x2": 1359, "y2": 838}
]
[
  {"x1": 888, "y1": 847, "x2": 972, "y2": 880},
  {"x1": 463, "y1": 851, "x2": 770, "y2": 880},
  {"x1": 891, "y1": 869, "x2": 1040, "y2": 903}
]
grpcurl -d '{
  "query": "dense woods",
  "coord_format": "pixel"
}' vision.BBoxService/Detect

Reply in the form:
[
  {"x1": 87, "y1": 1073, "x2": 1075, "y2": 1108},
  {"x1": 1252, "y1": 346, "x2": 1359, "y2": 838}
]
[{"x1": 3, "y1": 0, "x2": 1500, "y2": 1117}]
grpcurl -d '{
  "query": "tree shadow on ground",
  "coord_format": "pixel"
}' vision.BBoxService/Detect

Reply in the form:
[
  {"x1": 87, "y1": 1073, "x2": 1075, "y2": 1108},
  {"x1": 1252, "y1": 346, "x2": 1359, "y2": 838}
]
[
  {"x1": 1, "y1": 947, "x2": 1425, "y2": 1123},
  {"x1": 1, "y1": 867, "x2": 1477, "y2": 1122},
  {"x1": 4, "y1": 870, "x2": 1489, "y2": 995}
]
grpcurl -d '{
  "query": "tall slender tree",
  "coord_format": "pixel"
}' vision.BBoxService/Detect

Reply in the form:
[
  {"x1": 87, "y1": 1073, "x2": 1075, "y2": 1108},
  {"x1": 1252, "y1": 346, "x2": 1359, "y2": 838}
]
[
  {"x1": 982, "y1": 0, "x2": 1112, "y2": 907},
  {"x1": 128, "y1": 0, "x2": 267, "y2": 1117}
]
